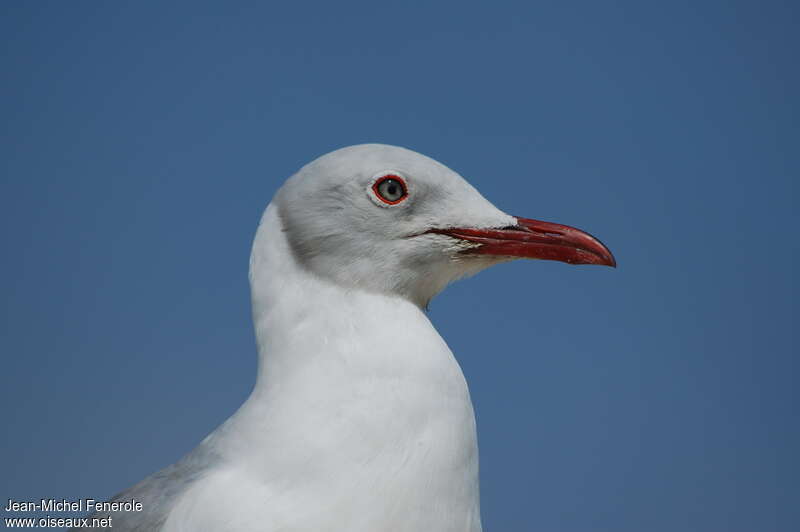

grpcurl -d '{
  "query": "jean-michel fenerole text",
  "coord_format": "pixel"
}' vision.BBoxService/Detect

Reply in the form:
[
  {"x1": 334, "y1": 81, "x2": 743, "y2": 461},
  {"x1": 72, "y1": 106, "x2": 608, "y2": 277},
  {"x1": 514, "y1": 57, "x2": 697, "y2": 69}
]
[{"x1": 5, "y1": 498, "x2": 143, "y2": 513}]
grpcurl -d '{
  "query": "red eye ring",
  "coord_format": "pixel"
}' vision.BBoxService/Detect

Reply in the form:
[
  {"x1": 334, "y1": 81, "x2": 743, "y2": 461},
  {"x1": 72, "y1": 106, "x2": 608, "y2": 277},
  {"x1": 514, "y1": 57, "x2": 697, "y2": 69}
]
[{"x1": 372, "y1": 174, "x2": 409, "y2": 205}]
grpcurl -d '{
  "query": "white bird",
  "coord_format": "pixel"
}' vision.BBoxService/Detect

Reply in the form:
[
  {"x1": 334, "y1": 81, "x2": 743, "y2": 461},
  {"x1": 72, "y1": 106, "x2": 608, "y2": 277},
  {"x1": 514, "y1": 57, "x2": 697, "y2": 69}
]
[{"x1": 73, "y1": 144, "x2": 614, "y2": 531}]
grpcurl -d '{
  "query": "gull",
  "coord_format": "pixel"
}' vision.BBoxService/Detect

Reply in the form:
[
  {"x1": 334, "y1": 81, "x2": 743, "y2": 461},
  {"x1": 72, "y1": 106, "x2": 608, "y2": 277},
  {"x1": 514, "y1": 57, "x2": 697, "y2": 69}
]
[{"x1": 72, "y1": 144, "x2": 615, "y2": 531}]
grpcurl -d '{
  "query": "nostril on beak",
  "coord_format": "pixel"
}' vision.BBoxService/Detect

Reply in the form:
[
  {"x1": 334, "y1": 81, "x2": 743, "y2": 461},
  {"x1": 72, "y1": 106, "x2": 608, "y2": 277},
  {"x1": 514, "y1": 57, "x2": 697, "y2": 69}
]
[{"x1": 499, "y1": 225, "x2": 527, "y2": 232}]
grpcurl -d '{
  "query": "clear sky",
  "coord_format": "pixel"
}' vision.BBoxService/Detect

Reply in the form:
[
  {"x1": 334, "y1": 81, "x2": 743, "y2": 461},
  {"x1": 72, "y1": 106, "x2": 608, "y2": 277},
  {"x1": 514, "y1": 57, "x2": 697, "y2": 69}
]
[{"x1": 1, "y1": 1, "x2": 796, "y2": 530}]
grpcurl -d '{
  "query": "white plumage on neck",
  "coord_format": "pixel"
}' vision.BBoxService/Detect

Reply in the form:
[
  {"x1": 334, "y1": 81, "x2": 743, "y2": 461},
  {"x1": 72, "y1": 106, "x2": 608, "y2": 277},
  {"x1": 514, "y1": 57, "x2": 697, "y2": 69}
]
[{"x1": 161, "y1": 204, "x2": 482, "y2": 531}]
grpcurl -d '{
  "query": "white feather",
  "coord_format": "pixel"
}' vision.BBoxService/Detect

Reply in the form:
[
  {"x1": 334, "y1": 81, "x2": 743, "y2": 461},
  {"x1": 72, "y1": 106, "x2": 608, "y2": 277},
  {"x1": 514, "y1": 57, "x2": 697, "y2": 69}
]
[{"x1": 74, "y1": 144, "x2": 519, "y2": 532}]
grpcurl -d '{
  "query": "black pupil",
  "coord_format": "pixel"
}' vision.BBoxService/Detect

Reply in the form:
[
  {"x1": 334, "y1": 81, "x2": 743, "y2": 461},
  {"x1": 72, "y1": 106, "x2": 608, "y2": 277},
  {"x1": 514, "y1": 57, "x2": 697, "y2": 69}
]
[{"x1": 380, "y1": 179, "x2": 403, "y2": 200}]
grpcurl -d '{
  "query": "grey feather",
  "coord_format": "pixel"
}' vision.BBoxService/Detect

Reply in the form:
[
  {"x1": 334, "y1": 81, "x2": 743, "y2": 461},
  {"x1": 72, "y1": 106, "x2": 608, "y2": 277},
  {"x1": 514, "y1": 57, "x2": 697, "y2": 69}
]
[{"x1": 70, "y1": 443, "x2": 220, "y2": 531}]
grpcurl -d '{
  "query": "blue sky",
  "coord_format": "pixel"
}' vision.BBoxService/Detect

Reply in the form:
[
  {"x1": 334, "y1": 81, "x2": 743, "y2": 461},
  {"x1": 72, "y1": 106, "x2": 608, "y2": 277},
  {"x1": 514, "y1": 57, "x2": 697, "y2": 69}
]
[{"x1": 1, "y1": 1, "x2": 797, "y2": 530}]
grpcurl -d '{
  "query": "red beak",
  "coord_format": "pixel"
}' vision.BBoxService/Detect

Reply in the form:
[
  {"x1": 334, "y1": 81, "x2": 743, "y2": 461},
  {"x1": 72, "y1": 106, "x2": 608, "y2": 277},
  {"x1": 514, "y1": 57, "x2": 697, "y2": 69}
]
[{"x1": 428, "y1": 217, "x2": 616, "y2": 267}]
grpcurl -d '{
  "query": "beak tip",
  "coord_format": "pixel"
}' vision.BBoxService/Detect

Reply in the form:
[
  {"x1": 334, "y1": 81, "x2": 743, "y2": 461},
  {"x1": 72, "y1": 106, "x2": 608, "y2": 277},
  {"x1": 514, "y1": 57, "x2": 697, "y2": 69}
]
[{"x1": 590, "y1": 255, "x2": 616, "y2": 268}]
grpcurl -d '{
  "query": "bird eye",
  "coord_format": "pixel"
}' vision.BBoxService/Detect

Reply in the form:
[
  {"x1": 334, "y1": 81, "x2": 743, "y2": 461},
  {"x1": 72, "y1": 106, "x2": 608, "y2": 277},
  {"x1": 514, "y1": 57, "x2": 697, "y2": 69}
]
[{"x1": 372, "y1": 175, "x2": 408, "y2": 205}]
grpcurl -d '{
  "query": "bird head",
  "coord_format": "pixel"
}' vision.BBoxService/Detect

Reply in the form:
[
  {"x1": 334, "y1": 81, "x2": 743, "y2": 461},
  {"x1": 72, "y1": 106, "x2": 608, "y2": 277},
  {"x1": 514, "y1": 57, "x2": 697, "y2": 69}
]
[{"x1": 273, "y1": 144, "x2": 615, "y2": 308}]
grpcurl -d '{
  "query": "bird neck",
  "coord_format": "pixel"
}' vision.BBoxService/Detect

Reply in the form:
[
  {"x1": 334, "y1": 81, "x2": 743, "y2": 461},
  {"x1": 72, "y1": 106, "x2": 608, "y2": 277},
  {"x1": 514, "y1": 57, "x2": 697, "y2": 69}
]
[
  {"x1": 198, "y1": 204, "x2": 481, "y2": 527},
  {"x1": 247, "y1": 204, "x2": 461, "y2": 393}
]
